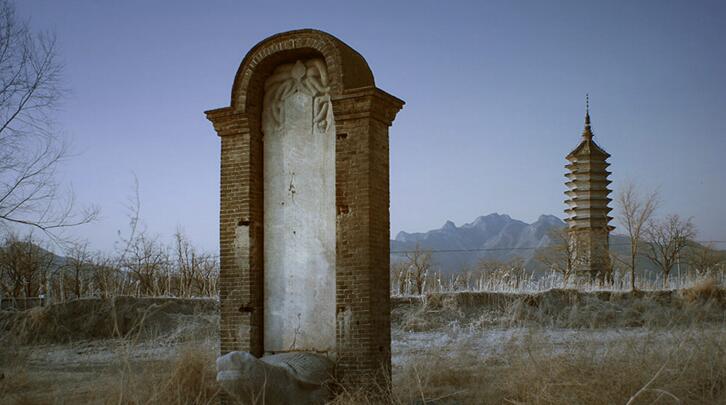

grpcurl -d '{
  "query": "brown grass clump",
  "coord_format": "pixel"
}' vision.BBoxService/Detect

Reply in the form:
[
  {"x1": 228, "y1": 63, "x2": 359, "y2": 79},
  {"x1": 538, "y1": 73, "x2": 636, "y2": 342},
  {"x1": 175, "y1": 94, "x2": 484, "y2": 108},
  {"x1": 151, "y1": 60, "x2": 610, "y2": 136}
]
[
  {"x1": 0, "y1": 297, "x2": 218, "y2": 345},
  {"x1": 0, "y1": 340, "x2": 220, "y2": 405},
  {"x1": 99, "y1": 344, "x2": 220, "y2": 405},
  {"x1": 482, "y1": 330, "x2": 725, "y2": 404},
  {"x1": 156, "y1": 347, "x2": 220, "y2": 404},
  {"x1": 681, "y1": 277, "x2": 723, "y2": 303},
  {"x1": 0, "y1": 346, "x2": 35, "y2": 405}
]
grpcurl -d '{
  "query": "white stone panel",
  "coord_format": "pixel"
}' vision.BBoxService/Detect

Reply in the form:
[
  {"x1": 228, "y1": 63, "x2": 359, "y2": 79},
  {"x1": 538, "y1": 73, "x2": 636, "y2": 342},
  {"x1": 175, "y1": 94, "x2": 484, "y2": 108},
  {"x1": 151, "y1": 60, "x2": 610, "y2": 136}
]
[{"x1": 262, "y1": 59, "x2": 336, "y2": 353}]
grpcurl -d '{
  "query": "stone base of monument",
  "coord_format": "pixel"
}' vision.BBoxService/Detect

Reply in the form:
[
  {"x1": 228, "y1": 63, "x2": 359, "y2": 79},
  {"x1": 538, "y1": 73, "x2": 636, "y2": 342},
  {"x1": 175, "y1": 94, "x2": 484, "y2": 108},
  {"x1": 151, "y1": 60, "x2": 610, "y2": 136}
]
[{"x1": 216, "y1": 351, "x2": 335, "y2": 404}]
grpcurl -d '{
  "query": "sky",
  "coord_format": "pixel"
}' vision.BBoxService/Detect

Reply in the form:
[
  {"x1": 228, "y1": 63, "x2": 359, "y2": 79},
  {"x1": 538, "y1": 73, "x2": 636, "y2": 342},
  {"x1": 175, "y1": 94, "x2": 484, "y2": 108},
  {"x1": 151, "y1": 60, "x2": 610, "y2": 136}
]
[{"x1": 14, "y1": 0, "x2": 726, "y2": 253}]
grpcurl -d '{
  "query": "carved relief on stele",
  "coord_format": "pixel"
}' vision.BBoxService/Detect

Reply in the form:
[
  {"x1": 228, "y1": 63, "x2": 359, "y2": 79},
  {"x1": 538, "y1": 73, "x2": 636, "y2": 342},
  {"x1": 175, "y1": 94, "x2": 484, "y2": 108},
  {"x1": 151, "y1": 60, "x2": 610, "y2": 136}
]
[{"x1": 262, "y1": 58, "x2": 337, "y2": 354}]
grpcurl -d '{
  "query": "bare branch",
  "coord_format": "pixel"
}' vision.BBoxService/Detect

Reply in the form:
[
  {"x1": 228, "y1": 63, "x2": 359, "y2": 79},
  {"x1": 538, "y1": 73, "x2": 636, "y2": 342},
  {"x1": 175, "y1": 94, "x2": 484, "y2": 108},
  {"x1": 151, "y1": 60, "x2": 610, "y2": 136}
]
[
  {"x1": 643, "y1": 214, "x2": 696, "y2": 288},
  {"x1": 615, "y1": 181, "x2": 659, "y2": 291},
  {"x1": 0, "y1": 0, "x2": 94, "y2": 242}
]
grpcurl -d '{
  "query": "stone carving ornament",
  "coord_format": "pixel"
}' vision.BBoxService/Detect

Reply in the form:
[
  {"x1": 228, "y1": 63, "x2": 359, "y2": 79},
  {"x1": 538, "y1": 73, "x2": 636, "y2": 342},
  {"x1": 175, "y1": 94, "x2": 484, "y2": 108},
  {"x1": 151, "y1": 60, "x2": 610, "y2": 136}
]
[
  {"x1": 262, "y1": 59, "x2": 332, "y2": 134},
  {"x1": 262, "y1": 56, "x2": 337, "y2": 354}
]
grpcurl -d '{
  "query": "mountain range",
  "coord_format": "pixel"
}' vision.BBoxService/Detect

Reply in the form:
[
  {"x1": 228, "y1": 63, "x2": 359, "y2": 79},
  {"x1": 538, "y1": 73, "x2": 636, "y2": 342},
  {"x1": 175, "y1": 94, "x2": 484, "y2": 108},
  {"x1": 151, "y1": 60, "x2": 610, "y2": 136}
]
[{"x1": 390, "y1": 213, "x2": 566, "y2": 275}]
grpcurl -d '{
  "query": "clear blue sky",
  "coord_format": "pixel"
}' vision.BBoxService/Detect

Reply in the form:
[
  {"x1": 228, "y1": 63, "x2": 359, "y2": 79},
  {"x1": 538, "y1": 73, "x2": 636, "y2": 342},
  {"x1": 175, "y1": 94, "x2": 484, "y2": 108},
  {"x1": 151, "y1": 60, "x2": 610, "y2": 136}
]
[{"x1": 16, "y1": 0, "x2": 726, "y2": 253}]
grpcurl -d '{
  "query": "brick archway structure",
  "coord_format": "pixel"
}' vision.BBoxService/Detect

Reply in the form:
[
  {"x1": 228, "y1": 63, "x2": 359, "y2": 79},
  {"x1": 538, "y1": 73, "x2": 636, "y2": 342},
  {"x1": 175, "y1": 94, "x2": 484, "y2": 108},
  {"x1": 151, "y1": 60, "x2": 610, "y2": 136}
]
[{"x1": 205, "y1": 29, "x2": 404, "y2": 384}]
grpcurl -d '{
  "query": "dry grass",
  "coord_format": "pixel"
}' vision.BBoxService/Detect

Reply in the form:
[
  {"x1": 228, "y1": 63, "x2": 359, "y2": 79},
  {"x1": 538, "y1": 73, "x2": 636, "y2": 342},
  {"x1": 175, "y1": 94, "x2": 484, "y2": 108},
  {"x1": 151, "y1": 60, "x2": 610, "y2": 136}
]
[
  {"x1": 681, "y1": 277, "x2": 723, "y2": 303},
  {"x1": 101, "y1": 344, "x2": 221, "y2": 405},
  {"x1": 394, "y1": 287, "x2": 726, "y2": 332},
  {"x1": 0, "y1": 297, "x2": 218, "y2": 345},
  {"x1": 3, "y1": 337, "x2": 724, "y2": 404},
  {"x1": 0, "y1": 343, "x2": 221, "y2": 405},
  {"x1": 0, "y1": 345, "x2": 33, "y2": 404},
  {"x1": 2, "y1": 292, "x2": 725, "y2": 404},
  {"x1": 332, "y1": 328, "x2": 726, "y2": 405}
]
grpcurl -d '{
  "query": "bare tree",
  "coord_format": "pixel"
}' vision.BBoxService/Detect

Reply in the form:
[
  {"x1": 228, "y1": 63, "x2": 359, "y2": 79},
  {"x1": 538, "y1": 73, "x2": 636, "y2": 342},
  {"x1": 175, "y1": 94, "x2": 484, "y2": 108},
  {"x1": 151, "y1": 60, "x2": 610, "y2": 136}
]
[
  {"x1": 688, "y1": 243, "x2": 724, "y2": 277},
  {"x1": 0, "y1": 0, "x2": 96, "y2": 239},
  {"x1": 105, "y1": 180, "x2": 219, "y2": 298},
  {"x1": 643, "y1": 215, "x2": 696, "y2": 289},
  {"x1": 616, "y1": 182, "x2": 659, "y2": 291},
  {"x1": 193, "y1": 253, "x2": 218, "y2": 297},
  {"x1": 403, "y1": 243, "x2": 432, "y2": 295},
  {"x1": 390, "y1": 261, "x2": 406, "y2": 296},
  {"x1": 0, "y1": 232, "x2": 55, "y2": 297},
  {"x1": 63, "y1": 241, "x2": 92, "y2": 298},
  {"x1": 535, "y1": 227, "x2": 576, "y2": 287},
  {"x1": 173, "y1": 229, "x2": 218, "y2": 297},
  {"x1": 90, "y1": 252, "x2": 127, "y2": 298},
  {"x1": 121, "y1": 232, "x2": 169, "y2": 296}
]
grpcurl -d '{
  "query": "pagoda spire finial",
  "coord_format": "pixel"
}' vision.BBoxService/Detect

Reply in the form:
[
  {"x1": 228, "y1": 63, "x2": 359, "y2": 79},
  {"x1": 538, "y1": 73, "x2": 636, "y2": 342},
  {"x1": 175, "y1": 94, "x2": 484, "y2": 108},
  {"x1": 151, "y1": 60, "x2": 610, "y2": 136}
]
[{"x1": 583, "y1": 93, "x2": 593, "y2": 140}]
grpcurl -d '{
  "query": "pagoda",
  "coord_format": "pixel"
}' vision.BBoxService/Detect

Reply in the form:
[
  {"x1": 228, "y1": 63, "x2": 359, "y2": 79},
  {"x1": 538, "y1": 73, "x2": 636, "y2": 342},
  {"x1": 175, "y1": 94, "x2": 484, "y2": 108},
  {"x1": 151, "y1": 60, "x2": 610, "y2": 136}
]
[{"x1": 564, "y1": 96, "x2": 614, "y2": 283}]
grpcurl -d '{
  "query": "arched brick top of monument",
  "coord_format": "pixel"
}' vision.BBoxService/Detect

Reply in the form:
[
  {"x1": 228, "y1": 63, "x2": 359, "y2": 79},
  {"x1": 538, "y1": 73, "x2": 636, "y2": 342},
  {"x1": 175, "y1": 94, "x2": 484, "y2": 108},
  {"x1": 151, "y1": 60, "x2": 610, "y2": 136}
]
[{"x1": 230, "y1": 29, "x2": 375, "y2": 113}]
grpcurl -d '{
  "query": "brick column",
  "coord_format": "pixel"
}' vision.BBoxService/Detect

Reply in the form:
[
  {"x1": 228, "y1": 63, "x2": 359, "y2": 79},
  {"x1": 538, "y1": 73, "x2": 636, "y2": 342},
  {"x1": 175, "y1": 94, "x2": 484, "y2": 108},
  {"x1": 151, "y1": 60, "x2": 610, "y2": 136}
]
[
  {"x1": 205, "y1": 107, "x2": 264, "y2": 357},
  {"x1": 332, "y1": 87, "x2": 403, "y2": 385}
]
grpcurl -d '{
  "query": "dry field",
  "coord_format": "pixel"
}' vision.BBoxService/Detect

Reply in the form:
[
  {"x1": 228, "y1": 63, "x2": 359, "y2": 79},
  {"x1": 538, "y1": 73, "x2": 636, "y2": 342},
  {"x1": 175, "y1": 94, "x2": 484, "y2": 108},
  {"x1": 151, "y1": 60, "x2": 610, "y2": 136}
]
[{"x1": 1, "y1": 280, "x2": 725, "y2": 404}]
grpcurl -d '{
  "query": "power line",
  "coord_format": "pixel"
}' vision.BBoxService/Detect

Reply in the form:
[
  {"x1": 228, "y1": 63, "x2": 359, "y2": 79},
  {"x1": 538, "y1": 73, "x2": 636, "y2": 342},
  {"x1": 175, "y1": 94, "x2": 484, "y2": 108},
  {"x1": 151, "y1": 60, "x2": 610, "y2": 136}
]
[{"x1": 390, "y1": 240, "x2": 726, "y2": 255}]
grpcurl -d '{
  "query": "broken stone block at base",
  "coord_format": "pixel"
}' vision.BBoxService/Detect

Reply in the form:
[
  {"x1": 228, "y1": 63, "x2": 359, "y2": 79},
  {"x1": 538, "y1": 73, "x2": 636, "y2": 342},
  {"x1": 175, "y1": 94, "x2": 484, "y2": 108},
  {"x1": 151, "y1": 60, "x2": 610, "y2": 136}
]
[{"x1": 216, "y1": 351, "x2": 335, "y2": 405}]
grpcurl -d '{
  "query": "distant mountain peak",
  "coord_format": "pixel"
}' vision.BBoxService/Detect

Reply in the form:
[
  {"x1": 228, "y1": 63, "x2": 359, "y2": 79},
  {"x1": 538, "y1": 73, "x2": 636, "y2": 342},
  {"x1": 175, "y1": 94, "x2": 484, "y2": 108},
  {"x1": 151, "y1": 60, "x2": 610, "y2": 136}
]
[
  {"x1": 391, "y1": 213, "x2": 567, "y2": 274},
  {"x1": 394, "y1": 230, "x2": 411, "y2": 241},
  {"x1": 535, "y1": 214, "x2": 565, "y2": 225},
  {"x1": 469, "y1": 212, "x2": 506, "y2": 226},
  {"x1": 441, "y1": 220, "x2": 457, "y2": 231}
]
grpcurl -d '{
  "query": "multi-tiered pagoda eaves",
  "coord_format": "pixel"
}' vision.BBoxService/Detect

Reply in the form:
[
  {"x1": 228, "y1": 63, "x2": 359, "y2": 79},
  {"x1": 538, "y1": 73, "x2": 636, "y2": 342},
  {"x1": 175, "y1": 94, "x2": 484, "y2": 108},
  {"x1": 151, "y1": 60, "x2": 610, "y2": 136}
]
[{"x1": 564, "y1": 99, "x2": 614, "y2": 282}]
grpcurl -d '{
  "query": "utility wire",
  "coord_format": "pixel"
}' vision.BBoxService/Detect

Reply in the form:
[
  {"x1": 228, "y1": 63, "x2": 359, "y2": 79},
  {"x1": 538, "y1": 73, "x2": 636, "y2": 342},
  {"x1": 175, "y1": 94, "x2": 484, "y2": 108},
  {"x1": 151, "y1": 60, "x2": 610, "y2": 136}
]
[{"x1": 390, "y1": 240, "x2": 726, "y2": 255}]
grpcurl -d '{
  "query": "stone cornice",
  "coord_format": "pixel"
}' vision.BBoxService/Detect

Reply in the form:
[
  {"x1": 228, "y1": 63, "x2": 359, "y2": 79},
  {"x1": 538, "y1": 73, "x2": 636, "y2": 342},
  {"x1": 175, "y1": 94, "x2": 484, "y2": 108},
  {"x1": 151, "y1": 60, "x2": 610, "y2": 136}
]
[
  {"x1": 331, "y1": 86, "x2": 404, "y2": 126},
  {"x1": 205, "y1": 107, "x2": 251, "y2": 137}
]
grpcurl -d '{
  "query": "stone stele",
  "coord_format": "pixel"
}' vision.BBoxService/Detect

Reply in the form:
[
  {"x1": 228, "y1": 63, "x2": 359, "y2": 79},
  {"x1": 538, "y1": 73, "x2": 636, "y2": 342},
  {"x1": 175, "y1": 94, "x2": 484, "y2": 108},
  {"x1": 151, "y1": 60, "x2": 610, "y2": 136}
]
[{"x1": 205, "y1": 29, "x2": 404, "y2": 400}]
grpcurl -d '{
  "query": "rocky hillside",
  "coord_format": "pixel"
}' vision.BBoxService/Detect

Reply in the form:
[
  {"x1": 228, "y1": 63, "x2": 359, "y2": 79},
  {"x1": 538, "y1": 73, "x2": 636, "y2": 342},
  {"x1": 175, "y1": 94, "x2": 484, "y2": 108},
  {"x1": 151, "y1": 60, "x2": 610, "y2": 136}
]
[
  {"x1": 389, "y1": 212, "x2": 653, "y2": 275},
  {"x1": 391, "y1": 213, "x2": 565, "y2": 275}
]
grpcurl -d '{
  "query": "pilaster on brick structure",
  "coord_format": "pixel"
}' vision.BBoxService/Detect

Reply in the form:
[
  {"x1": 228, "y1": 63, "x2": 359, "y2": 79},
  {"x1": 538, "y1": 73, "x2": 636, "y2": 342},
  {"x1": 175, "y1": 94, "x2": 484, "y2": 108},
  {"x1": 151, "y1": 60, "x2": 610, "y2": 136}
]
[
  {"x1": 204, "y1": 29, "x2": 403, "y2": 387},
  {"x1": 564, "y1": 96, "x2": 614, "y2": 283}
]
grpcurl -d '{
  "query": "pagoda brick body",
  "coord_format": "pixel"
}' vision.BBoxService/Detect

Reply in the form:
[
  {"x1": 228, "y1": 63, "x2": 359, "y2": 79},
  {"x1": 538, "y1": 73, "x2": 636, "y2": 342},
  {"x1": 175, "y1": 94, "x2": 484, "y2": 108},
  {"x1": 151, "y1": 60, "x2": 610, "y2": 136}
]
[{"x1": 564, "y1": 102, "x2": 614, "y2": 283}]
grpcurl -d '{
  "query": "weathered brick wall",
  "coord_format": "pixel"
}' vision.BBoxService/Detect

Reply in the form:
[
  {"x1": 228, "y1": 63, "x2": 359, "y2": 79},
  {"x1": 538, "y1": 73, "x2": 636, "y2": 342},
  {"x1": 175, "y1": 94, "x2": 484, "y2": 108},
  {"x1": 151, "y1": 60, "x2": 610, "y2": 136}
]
[
  {"x1": 206, "y1": 30, "x2": 403, "y2": 386},
  {"x1": 206, "y1": 111, "x2": 264, "y2": 357},
  {"x1": 332, "y1": 89, "x2": 400, "y2": 384},
  {"x1": 571, "y1": 228, "x2": 612, "y2": 282}
]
